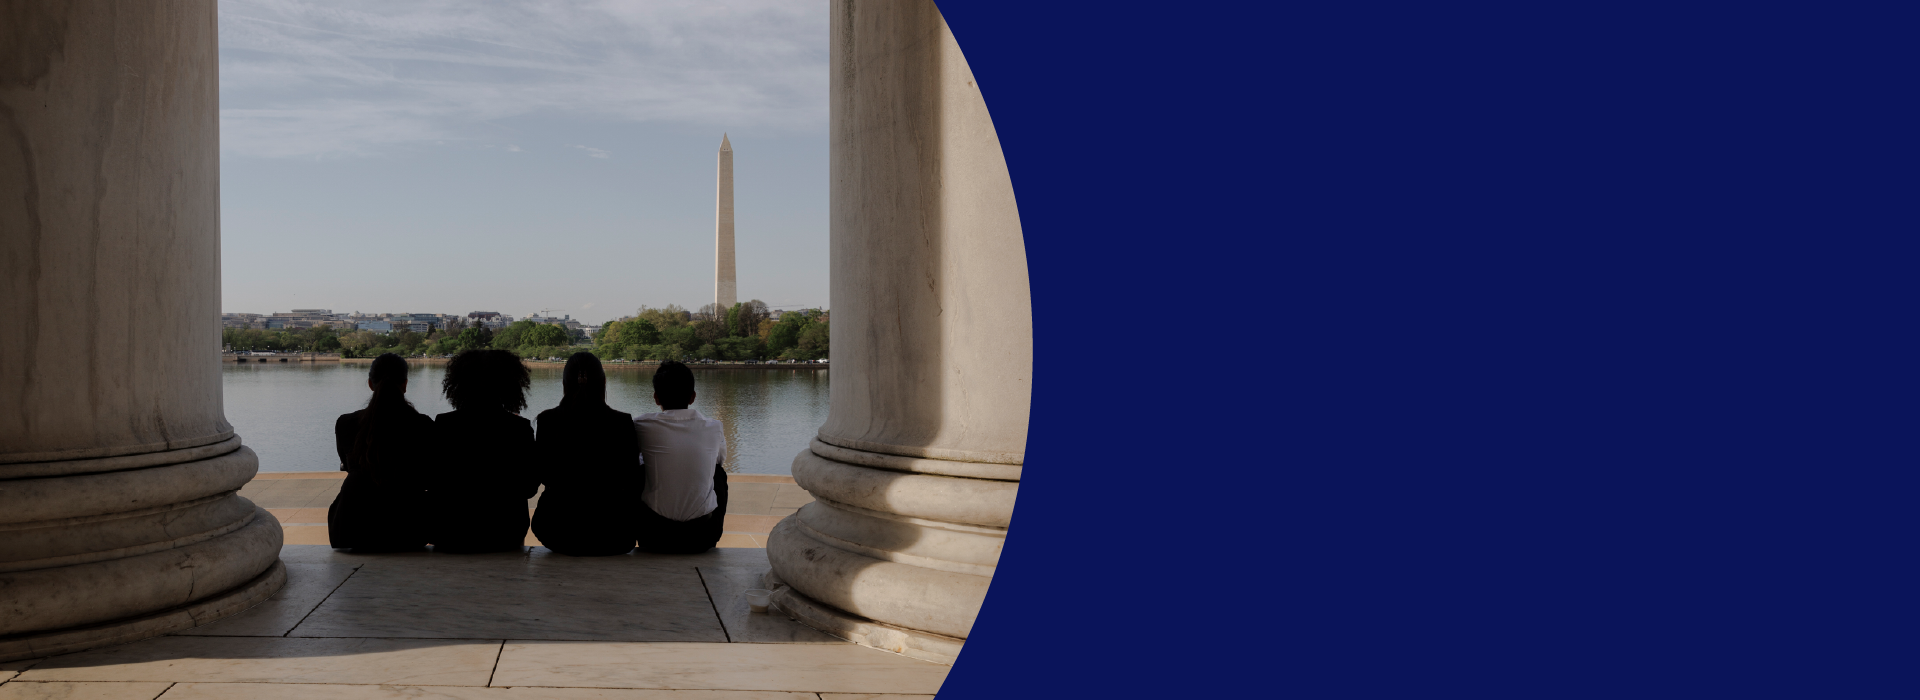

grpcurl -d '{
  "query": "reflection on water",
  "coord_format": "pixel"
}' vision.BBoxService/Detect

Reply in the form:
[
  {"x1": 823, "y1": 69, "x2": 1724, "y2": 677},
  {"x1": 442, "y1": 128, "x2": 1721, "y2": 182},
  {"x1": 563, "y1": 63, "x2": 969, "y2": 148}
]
[{"x1": 222, "y1": 362, "x2": 829, "y2": 475}]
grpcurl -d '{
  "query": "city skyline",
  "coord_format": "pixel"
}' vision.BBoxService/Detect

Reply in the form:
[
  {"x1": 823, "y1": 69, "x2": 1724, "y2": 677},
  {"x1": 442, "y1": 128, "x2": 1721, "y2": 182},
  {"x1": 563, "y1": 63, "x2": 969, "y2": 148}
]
[{"x1": 216, "y1": 1, "x2": 829, "y2": 325}]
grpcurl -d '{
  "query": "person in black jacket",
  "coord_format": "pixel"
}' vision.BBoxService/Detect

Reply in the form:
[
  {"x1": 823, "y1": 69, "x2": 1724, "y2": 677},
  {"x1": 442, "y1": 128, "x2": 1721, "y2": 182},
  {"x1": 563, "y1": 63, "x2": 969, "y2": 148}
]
[
  {"x1": 428, "y1": 348, "x2": 540, "y2": 553},
  {"x1": 530, "y1": 352, "x2": 641, "y2": 556},
  {"x1": 328, "y1": 353, "x2": 432, "y2": 551}
]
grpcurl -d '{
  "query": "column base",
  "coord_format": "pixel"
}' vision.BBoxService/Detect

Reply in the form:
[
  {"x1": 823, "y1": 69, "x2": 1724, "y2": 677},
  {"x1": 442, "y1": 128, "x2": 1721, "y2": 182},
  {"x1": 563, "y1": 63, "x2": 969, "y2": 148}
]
[
  {"x1": 765, "y1": 572, "x2": 966, "y2": 665},
  {"x1": 0, "y1": 559, "x2": 285, "y2": 663}
]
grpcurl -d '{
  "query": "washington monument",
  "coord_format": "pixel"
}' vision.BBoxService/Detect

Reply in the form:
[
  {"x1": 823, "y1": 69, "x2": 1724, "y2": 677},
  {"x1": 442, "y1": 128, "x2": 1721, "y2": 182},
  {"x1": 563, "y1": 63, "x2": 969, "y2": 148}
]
[{"x1": 714, "y1": 134, "x2": 737, "y2": 310}]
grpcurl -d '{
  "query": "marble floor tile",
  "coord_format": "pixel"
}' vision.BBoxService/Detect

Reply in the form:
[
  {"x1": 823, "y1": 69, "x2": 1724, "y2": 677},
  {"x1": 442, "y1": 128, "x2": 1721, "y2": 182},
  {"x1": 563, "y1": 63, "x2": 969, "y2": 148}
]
[
  {"x1": 523, "y1": 548, "x2": 768, "y2": 571},
  {"x1": 491, "y1": 641, "x2": 949, "y2": 694},
  {"x1": 726, "y1": 475, "x2": 797, "y2": 485},
  {"x1": 719, "y1": 515, "x2": 783, "y2": 535},
  {"x1": 726, "y1": 483, "x2": 779, "y2": 495},
  {"x1": 288, "y1": 558, "x2": 726, "y2": 642},
  {"x1": 266, "y1": 509, "x2": 329, "y2": 525},
  {"x1": 162, "y1": 684, "x2": 816, "y2": 700},
  {"x1": 724, "y1": 492, "x2": 776, "y2": 516},
  {"x1": 714, "y1": 534, "x2": 759, "y2": 549},
  {"x1": 0, "y1": 660, "x2": 33, "y2": 684},
  {"x1": 277, "y1": 544, "x2": 376, "y2": 564},
  {"x1": 695, "y1": 568, "x2": 840, "y2": 644},
  {"x1": 2, "y1": 658, "x2": 47, "y2": 678},
  {"x1": 177, "y1": 563, "x2": 360, "y2": 637},
  {"x1": 0, "y1": 681, "x2": 173, "y2": 700},
  {"x1": 18, "y1": 637, "x2": 499, "y2": 686},
  {"x1": 279, "y1": 527, "x2": 331, "y2": 545},
  {"x1": 768, "y1": 491, "x2": 813, "y2": 510}
]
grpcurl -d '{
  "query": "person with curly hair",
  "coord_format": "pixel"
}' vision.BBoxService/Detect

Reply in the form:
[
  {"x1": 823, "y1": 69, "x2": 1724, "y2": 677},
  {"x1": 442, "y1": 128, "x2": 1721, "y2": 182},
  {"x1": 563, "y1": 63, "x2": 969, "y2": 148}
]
[
  {"x1": 428, "y1": 348, "x2": 540, "y2": 552},
  {"x1": 530, "y1": 352, "x2": 641, "y2": 556},
  {"x1": 328, "y1": 353, "x2": 432, "y2": 551}
]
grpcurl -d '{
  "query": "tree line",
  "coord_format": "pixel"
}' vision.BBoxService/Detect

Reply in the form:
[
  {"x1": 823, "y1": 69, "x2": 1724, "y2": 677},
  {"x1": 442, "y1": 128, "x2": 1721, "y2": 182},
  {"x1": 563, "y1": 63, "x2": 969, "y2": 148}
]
[
  {"x1": 222, "y1": 302, "x2": 827, "y2": 363},
  {"x1": 595, "y1": 301, "x2": 829, "y2": 362}
]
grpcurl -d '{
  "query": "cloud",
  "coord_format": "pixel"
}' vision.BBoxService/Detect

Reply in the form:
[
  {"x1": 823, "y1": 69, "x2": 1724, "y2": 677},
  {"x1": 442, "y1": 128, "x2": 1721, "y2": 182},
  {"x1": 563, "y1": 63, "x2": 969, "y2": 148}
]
[
  {"x1": 219, "y1": 0, "x2": 826, "y2": 158},
  {"x1": 506, "y1": 144, "x2": 521, "y2": 152},
  {"x1": 570, "y1": 145, "x2": 612, "y2": 159},
  {"x1": 582, "y1": 302, "x2": 596, "y2": 309}
]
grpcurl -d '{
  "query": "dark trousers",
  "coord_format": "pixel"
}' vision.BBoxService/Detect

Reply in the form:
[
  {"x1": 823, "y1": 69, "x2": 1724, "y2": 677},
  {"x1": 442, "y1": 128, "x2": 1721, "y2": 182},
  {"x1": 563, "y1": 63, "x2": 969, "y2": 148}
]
[
  {"x1": 429, "y1": 493, "x2": 530, "y2": 553},
  {"x1": 327, "y1": 478, "x2": 428, "y2": 551},
  {"x1": 634, "y1": 465, "x2": 729, "y2": 554},
  {"x1": 532, "y1": 494, "x2": 637, "y2": 557}
]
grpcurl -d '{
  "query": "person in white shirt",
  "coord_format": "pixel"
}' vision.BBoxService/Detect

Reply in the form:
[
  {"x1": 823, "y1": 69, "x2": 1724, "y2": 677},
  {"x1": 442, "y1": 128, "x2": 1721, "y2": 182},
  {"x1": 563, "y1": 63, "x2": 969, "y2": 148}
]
[{"x1": 633, "y1": 360, "x2": 730, "y2": 553}]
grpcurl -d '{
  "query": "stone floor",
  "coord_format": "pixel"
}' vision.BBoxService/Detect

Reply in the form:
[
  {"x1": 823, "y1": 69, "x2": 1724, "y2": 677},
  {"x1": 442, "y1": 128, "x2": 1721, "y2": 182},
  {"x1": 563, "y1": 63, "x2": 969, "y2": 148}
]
[
  {"x1": 242, "y1": 472, "x2": 815, "y2": 549},
  {"x1": 0, "y1": 545, "x2": 946, "y2": 699}
]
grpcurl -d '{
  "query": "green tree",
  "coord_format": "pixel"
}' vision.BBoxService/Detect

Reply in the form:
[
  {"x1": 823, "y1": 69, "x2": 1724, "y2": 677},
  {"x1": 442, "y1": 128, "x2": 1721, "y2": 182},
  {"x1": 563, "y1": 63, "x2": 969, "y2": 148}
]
[
  {"x1": 493, "y1": 320, "x2": 537, "y2": 349},
  {"x1": 452, "y1": 326, "x2": 494, "y2": 354},
  {"x1": 716, "y1": 336, "x2": 762, "y2": 361},
  {"x1": 691, "y1": 319, "x2": 726, "y2": 346},
  {"x1": 528, "y1": 324, "x2": 571, "y2": 348},
  {"x1": 637, "y1": 305, "x2": 690, "y2": 330},
  {"x1": 694, "y1": 343, "x2": 718, "y2": 360},
  {"x1": 795, "y1": 317, "x2": 830, "y2": 359},
  {"x1": 727, "y1": 300, "x2": 770, "y2": 338},
  {"x1": 619, "y1": 318, "x2": 661, "y2": 346},
  {"x1": 338, "y1": 330, "x2": 378, "y2": 357}
]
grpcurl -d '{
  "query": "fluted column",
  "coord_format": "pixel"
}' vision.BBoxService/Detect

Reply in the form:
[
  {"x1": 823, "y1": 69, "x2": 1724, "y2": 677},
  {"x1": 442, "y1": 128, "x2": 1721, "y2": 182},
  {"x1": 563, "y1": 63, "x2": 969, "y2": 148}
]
[
  {"x1": 765, "y1": 0, "x2": 1030, "y2": 665},
  {"x1": 0, "y1": 1, "x2": 285, "y2": 662}
]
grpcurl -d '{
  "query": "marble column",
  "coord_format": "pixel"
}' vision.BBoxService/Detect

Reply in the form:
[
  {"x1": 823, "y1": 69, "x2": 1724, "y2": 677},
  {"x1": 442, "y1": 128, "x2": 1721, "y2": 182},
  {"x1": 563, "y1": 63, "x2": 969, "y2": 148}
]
[
  {"x1": 715, "y1": 133, "x2": 737, "y2": 310},
  {"x1": 0, "y1": 1, "x2": 285, "y2": 662},
  {"x1": 765, "y1": 0, "x2": 1030, "y2": 666}
]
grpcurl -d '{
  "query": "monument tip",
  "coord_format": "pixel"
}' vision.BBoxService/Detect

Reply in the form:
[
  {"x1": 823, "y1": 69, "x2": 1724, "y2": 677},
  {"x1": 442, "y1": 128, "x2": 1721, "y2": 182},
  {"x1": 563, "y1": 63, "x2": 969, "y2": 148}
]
[{"x1": 720, "y1": 133, "x2": 731, "y2": 151}]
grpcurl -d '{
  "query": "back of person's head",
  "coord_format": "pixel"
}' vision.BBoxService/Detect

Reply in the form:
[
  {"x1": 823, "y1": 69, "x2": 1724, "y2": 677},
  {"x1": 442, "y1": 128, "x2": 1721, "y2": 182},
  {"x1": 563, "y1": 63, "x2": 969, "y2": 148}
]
[
  {"x1": 443, "y1": 349, "x2": 531, "y2": 413},
  {"x1": 367, "y1": 353, "x2": 409, "y2": 397},
  {"x1": 653, "y1": 360, "x2": 695, "y2": 409},
  {"x1": 560, "y1": 352, "x2": 607, "y2": 408},
  {"x1": 352, "y1": 353, "x2": 413, "y2": 464}
]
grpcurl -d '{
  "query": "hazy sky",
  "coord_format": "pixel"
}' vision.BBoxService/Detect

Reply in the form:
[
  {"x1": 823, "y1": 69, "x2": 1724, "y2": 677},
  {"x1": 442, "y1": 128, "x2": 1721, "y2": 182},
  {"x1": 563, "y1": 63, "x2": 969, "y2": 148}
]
[{"x1": 218, "y1": 0, "x2": 828, "y2": 325}]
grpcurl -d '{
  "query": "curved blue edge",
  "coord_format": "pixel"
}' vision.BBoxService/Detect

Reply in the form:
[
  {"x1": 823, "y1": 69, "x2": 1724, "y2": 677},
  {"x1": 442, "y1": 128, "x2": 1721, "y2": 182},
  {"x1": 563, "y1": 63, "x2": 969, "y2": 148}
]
[{"x1": 941, "y1": 1, "x2": 1920, "y2": 698}]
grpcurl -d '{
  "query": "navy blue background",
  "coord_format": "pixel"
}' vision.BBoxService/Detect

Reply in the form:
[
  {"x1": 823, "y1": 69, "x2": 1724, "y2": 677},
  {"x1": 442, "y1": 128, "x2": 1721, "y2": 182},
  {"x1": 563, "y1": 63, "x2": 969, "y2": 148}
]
[{"x1": 937, "y1": 2, "x2": 1917, "y2": 697}]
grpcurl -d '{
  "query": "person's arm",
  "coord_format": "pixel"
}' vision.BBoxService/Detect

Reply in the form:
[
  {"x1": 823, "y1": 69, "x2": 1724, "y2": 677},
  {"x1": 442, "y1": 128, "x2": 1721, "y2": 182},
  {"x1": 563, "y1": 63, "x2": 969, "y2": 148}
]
[
  {"x1": 517, "y1": 418, "x2": 540, "y2": 500},
  {"x1": 711, "y1": 426, "x2": 728, "y2": 515},
  {"x1": 632, "y1": 419, "x2": 650, "y2": 497},
  {"x1": 396, "y1": 412, "x2": 433, "y2": 491},
  {"x1": 620, "y1": 415, "x2": 643, "y2": 494},
  {"x1": 334, "y1": 414, "x2": 355, "y2": 472},
  {"x1": 532, "y1": 413, "x2": 556, "y2": 493}
]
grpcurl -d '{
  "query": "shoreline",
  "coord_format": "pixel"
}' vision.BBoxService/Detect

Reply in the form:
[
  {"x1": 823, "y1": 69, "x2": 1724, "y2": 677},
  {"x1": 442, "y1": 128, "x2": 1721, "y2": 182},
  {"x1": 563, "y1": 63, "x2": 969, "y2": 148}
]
[{"x1": 336, "y1": 357, "x2": 826, "y2": 369}]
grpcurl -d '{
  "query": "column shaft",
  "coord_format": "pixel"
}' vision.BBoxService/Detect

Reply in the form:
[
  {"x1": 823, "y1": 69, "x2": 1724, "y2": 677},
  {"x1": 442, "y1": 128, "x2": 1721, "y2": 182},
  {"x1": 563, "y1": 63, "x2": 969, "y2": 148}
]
[
  {"x1": 766, "y1": 0, "x2": 1031, "y2": 665},
  {"x1": 0, "y1": 0, "x2": 284, "y2": 662}
]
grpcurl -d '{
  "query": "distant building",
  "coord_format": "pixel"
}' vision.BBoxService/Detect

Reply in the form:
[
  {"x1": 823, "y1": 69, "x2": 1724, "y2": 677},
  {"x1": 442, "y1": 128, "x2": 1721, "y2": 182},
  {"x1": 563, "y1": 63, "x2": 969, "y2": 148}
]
[{"x1": 357, "y1": 321, "x2": 392, "y2": 333}]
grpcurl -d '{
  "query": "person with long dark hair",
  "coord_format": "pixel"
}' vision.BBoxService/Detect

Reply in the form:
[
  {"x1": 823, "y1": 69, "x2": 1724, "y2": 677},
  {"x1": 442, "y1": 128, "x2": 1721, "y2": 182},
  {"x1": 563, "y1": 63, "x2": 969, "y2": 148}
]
[
  {"x1": 328, "y1": 353, "x2": 432, "y2": 551},
  {"x1": 633, "y1": 360, "x2": 730, "y2": 554},
  {"x1": 428, "y1": 348, "x2": 540, "y2": 552},
  {"x1": 530, "y1": 352, "x2": 641, "y2": 556}
]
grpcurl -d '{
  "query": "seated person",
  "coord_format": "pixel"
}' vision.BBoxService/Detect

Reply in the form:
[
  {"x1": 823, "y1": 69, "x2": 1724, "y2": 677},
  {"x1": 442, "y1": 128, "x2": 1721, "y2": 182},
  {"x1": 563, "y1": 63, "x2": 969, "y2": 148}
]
[
  {"x1": 633, "y1": 360, "x2": 730, "y2": 554},
  {"x1": 427, "y1": 349, "x2": 540, "y2": 553},
  {"x1": 328, "y1": 353, "x2": 431, "y2": 551},
  {"x1": 531, "y1": 352, "x2": 641, "y2": 556}
]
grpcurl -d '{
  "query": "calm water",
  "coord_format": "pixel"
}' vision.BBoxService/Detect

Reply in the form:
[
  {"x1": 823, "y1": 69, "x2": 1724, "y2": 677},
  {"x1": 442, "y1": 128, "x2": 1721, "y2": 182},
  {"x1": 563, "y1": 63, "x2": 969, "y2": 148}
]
[{"x1": 223, "y1": 362, "x2": 829, "y2": 475}]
